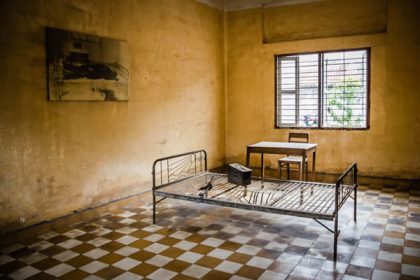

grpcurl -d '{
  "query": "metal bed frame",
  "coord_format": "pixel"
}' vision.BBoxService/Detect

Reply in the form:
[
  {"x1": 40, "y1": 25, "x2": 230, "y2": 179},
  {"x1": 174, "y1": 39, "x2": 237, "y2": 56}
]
[{"x1": 152, "y1": 150, "x2": 357, "y2": 261}]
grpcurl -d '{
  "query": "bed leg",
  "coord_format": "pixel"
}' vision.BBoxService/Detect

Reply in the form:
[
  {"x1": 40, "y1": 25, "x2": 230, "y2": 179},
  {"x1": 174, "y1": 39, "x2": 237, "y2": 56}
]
[
  {"x1": 354, "y1": 187, "x2": 357, "y2": 222},
  {"x1": 334, "y1": 214, "x2": 338, "y2": 262},
  {"x1": 153, "y1": 192, "x2": 156, "y2": 224}
]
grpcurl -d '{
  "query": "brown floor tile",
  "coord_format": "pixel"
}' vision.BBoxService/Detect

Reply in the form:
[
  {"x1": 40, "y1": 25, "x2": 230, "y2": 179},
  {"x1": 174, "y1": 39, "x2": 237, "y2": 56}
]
[
  {"x1": 227, "y1": 252, "x2": 253, "y2": 264},
  {"x1": 48, "y1": 235, "x2": 69, "y2": 244},
  {"x1": 130, "y1": 239, "x2": 152, "y2": 249},
  {"x1": 380, "y1": 243, "x2": 404, "y2": 253},
  {"x1": 52, "y1": 225, "x2": 72, "y2": 233},
  {"x1": 202, "y1": 270, "x2": 231, "y2": 280},
  {"x1": 31, "y1": 258, "x2": 61, "y2": 271},
  {"x1": 182, "y1": 226, "x2": 202, "y2": 233},
  {"x1": 158, "y1": 237, "x2": 180, "y2": 246},
  {"x1": 375, "y1": 259, "x2": 401, "y2": 273},
  {"x1": 129, "y1": 262, "x2": 158, "y2": 276},
  {"x1": 219, "y1": 241, "x2": 242, "y2": 251},
  {"x1": 214, "y1": 232, "x2": 235, "y2": 240},
  {"x1": 17, "y1": 236, "x2": 42, "y2": 247},
  {"x1": 402, "y1": 255, "x2": 420, "y2": 266},
  {"x1": 404, "y1": 240, "x2": 420, "y2": 248},
  {"x1": 130, "y1": 250, "x2": 155, "y2": 262},
  {"x1": 316, "y1": 270, "x2": 343, "y2": 280},
  {"x1": 172, "y1": 274, "x2": 196, "y2": 280},
  {"x1": 40, "y1": 245, "x2": 66, "y2": 257},
  {"x1": 191, "y1": 244, "x2": 214, "y2": 255},
  {"x1": 60, "y1": 269, "x2": 90, "y2": 280},
  {"x1": 236, "y1": 265, "x2": 265, "y2": 279},
  {"x1": 406, "y1": 228, "x2": 420, "y2": 235},
  {"x1": 80, "y1": 224, "x2": 100, "y2": 232},
  {"x1": 0, "y1": 260, "x2": 26, "y2": 274},
  {"x1": 71, "y1": 242, "x2": 96, "y2": 254},
  {"x1": 99, "y1": 252, "x2": 125, "y2": 264},
  {"x1": 65, "y1": 255, "x2": 93, "y2": 268},
  {"x1": 95, "y1": 265, "x2": 125, "y2": 278},
  {"x1": 161, "y1": 247, "x2": 185, "y2": 258},
  {"x1": 164, "y1": 259, "x2": 191, "y2": 273},
  {"x1": 196, "y1": 255, "x2": 223, "y2": 269},
  {"x1": 268, "y1": 260, "x2": 296, "y2": 274},
  {"x1": 156, "y1": 228, "x2": 177, "y2": 236},
  {"x1": 247, "y1": 238, "x2": 270, "y2": 247},
  {"x1": 103, "y1": 231, "x2": 125, "y2": 240},
  {"x1": 9, "y1": 247, "x2": 35, "y2": 259},
  {"x1": 79, "y1": 232, "x2": 97, "y2": 241},
  {"x1": 130, "y1": 230, "x2": 152, "y2": 239},
  {"x1": 100, "y1": 240, "x2": 125, "y2": 252},
  {"x1": 346, "y1": 264, "x2": 373, "y2": 279},
  {"x1": 384, "y1": 231, "x2": 405, "y2": 239},
  {"x1": 400, "y1": 275, "x2": 420, "y2": 280},
  {"x1": 27, "y1": 272, "x2": 57, "y2": 280},
  {"x1": 257, "y1": 248, "x2": 283, "y2": 259},
  {"x1": 185, "y1": 234, "x2": 207, "y2": 243}
]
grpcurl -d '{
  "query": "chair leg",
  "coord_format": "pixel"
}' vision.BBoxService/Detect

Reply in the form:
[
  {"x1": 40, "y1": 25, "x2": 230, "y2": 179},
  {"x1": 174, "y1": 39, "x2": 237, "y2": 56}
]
[
  {"x1": 287, "y1": 164, "x2": 290, "y2": 180},
  {"x1": 278, "y1": 161, "x2": 281, "y2": 179}
]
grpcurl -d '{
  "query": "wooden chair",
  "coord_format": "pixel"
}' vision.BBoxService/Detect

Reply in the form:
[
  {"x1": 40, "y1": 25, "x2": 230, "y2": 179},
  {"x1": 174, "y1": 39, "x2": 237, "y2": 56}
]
[{"x1": 278, "y1": 132, "x2": 309, "y2": 180}]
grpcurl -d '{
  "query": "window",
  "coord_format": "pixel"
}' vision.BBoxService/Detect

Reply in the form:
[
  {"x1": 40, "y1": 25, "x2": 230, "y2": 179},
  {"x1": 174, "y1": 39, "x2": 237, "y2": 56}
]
[{"x1": 275, "y1": 48, "x2": 370, "y2": 129}]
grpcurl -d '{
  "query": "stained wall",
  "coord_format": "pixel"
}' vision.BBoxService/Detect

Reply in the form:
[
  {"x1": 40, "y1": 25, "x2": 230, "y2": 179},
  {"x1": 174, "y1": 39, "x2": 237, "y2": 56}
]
[
  {"x1": 0, "y1": 0, "x2": 225, "y2": 233},
  {"x1": 225, "y1": 0, "x2": 420, "y2": 179}
]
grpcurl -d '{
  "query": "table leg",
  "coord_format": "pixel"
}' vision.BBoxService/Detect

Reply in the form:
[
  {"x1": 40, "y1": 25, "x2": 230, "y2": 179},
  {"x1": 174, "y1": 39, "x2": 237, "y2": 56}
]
[
  {"x1": 246, "y1": 149, "x2": 250, "y2": 167},
  {"x1": 312, "y1": 150, "x2": 316, "y2": 181},
  {"x1": 260, "y1": 153, "x2": 265, "y2": 179},
  {"x1": 300, "y1": 154, "x2": 306, "y2": 181}
]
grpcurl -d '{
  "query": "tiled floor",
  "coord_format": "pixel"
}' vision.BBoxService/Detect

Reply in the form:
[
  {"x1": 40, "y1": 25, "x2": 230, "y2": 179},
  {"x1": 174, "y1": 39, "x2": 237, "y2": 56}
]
[{"x1": 1, "y1": 184, "x2": 420, "y2": 279}]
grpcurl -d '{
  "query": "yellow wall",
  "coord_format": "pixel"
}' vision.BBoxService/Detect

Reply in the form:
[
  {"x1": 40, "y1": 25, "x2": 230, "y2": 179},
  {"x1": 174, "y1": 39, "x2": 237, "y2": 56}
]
[
  {"x1": 226, "y1": 0, "x2": 420, "y2": 179},
  {"x1": 0, "y1": 0, "x2": 225, "y2": 232}
]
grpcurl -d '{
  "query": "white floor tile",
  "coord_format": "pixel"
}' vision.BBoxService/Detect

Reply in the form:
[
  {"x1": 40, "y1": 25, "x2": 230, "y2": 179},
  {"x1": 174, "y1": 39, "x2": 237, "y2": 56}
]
[
  {"x1": 45, "y1": 263, "x2": 75, "y2": 277},
  {"x1": 215, "y1": 260, "x2": 242, "y2": 274},
  {"x1": 113, "y1": 257, "x2": 141, "y2": 270},
  {"x1": 182, "y1": 264, "x2": 210, "y2": 278},
  {"x1": 80, "y1": 260, "x2": 108, "y2": 273},
  {"x1": 8, "y1": 266, "x2": 40, "y2": 280},
  {"x1": 83, "y1": 248, "x2": 108, "y2": 259},
  {"x1": 147, "y1": 268, "x2": 177, "y2": 280}
]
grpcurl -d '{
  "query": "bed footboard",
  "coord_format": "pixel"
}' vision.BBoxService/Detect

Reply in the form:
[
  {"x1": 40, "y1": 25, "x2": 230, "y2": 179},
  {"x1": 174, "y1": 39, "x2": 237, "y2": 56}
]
[
  {"x1": 152, "y1": 150, "x2": 207, "y2": 223},
  {"x1": 333, "y1": 162, "x2": 358, "y2": 261}
]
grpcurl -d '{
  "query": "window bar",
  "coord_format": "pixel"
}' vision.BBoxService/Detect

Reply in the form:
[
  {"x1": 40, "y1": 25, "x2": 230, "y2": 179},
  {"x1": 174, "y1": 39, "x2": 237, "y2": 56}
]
[
  {"x1": 296, "y1": 56, "x2": 299, "y2": 126},
  {"x1": 318, "y1": 53, "x2": 323, "y2": 128},
  {"x1": 362, "y1": 55, "x2": 366, "y2": 127},
  {"x1": 343, "y1": 52, "x2": 347, "y2": 127}
]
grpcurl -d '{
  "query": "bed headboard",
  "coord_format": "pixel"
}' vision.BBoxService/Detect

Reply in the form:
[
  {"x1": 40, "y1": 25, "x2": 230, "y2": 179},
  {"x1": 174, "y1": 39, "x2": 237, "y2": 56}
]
[{"x1": 152, "y1": 150, "x2": 207, "y2": 190}]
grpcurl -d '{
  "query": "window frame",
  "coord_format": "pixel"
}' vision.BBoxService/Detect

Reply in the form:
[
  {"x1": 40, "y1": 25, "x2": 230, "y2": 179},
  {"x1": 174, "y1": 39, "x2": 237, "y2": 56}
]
[{"x1": 274, "y1": 47, "x2": 371, "y2": 130}]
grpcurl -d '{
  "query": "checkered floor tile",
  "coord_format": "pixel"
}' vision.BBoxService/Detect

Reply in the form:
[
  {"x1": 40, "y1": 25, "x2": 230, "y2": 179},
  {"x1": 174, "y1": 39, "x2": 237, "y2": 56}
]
[{"x1": 1, "y1": 184, "x2": 420, "y2": 279}]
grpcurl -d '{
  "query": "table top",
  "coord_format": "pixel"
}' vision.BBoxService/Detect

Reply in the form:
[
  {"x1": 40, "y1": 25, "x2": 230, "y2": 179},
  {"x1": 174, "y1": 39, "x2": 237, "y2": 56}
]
[{"x1": 247, "y1": 141, "x2": 317, "y2": 150}]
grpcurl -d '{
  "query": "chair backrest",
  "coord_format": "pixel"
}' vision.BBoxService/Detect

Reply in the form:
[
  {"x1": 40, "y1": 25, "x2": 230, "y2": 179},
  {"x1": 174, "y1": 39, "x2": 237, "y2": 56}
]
[{"x1": 288, "y1": 132, "x2": 309, "y2": 143}]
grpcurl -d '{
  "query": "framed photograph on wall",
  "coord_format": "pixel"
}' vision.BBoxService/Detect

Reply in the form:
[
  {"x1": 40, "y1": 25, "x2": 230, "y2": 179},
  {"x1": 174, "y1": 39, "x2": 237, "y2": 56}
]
[{"x1": 46, "y1": 27, "x2": 129, "y2": 101}]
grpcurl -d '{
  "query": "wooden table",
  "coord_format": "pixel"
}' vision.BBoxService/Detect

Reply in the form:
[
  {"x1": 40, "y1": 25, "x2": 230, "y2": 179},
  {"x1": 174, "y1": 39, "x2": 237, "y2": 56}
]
[{"x1": 246, "y1": 141, "x2": 317, "y2": 181}]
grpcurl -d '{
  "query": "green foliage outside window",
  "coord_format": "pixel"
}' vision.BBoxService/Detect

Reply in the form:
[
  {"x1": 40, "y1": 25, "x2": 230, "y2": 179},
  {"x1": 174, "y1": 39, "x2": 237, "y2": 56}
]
[{"x1": 326, "y1": 78, "x2": 363, "y2": 127}]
